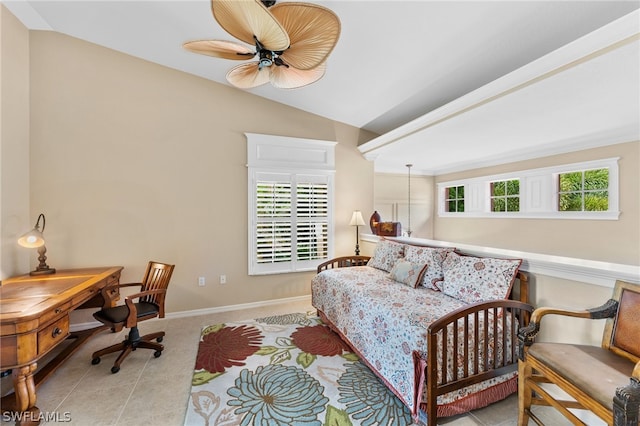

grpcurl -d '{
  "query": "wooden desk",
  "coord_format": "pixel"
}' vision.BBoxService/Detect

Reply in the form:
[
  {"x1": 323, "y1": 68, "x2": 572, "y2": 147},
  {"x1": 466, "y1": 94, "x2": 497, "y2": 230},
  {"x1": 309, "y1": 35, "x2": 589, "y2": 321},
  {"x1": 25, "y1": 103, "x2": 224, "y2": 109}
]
[{"x1": 0, "y1": 266, "x2": 123, "y2": 424}]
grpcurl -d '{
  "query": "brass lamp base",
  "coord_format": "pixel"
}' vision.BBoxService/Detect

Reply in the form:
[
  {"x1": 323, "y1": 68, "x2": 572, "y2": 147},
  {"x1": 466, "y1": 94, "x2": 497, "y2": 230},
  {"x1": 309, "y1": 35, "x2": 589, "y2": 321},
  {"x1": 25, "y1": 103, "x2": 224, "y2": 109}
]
[
  {"x1": 30, "y1": 245, "x2": 56, "y2": 276},
  {"x1": 30, "y1": 267, "x2": 56, "y2": 276}
]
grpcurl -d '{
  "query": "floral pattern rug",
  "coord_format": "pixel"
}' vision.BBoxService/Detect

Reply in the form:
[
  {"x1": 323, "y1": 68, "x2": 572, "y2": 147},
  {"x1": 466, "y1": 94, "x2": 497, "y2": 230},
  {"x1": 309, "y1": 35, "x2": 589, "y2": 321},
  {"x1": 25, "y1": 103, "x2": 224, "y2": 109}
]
[{"x1": 184, "y1": 312, "x2": 417, "y2": 426}]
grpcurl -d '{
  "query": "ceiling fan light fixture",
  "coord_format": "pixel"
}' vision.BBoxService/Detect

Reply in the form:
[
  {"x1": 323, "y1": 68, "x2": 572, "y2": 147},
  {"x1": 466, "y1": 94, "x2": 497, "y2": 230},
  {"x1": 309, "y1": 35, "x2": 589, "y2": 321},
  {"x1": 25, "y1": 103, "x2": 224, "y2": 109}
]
[{"x1": 184, "y1": 0, "x2": 340, "y2": 90}]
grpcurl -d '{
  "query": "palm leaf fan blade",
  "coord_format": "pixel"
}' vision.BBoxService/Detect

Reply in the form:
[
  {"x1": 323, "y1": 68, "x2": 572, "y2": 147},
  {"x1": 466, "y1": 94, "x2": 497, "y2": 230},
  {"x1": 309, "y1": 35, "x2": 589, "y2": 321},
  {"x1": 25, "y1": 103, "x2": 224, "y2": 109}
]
[
  {"x1": 227, "y1": 62, "x2": 271, "y2": 89},
  {"x1": 183, "y1": 40, "x2": 254, "y2": 60},
  {"x1": 270, "y1": 2, "x2": 340, "y2": 70},
  {"x1": 211, "y1": 0, "x2": 289, "y2": 51},
  {"x1": 270, "y1": 62, "x2": 326, "y2": 89}
]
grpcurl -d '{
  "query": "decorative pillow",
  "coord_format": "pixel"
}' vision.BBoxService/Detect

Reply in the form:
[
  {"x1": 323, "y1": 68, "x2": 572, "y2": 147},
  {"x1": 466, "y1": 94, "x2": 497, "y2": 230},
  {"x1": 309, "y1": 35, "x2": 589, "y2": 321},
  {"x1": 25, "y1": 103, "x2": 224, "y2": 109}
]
[
  {"x1": 441, "y1": 252, "x2": 522, "y2": 303},
  {"x1": 403, "y1": 244, "x2": 454, "y2": 290},
  {"x1": 367, "y1": 239, "x2": 404, "y2": 272},
  {"x1": 388, "y1": 259, "x2": 428, "y2": 288}
]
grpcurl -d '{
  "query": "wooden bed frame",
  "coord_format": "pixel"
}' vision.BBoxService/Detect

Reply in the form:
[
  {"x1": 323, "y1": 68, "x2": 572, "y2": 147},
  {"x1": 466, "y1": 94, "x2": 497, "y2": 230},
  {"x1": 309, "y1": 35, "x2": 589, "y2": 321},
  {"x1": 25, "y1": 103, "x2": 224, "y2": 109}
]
[{"x1": 316, "y1": 254, "x2": 534, "y2": 425}]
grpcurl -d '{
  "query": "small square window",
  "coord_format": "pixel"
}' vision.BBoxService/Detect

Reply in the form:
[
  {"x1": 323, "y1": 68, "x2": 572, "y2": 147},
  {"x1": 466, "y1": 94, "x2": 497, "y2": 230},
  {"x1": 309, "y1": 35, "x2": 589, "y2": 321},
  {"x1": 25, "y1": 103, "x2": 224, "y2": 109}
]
[
  {"x1": 558, "y1": 168, "x2": 609, "y2": 212},
  {"x1": 490, "y1": 179, "x2": 519, "y2": 212},
  {"x1": 445, "y1": 186, "x2": 464, "y2": 212}
]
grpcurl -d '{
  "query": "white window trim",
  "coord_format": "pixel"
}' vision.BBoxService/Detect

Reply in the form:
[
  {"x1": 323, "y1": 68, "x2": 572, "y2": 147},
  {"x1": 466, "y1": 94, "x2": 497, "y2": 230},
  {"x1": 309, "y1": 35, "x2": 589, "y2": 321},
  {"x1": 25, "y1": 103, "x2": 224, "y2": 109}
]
[
  {"x1": 438, "y1": 158, "x2": 620, "y2": 220},
  {"x1": 247, "y1": 133, "x2": 336, "y2": 275}
]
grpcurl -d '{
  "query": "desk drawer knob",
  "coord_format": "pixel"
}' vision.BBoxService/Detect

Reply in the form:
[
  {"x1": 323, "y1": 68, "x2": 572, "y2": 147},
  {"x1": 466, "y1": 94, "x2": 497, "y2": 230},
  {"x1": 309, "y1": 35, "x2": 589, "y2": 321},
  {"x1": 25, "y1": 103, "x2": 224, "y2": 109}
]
[
  {"x1": 52, "y1": 327, "x2": 64, "y2": 338},
  {"x1": 55, "y1": 308, "x2": 63, "y2": 314}
]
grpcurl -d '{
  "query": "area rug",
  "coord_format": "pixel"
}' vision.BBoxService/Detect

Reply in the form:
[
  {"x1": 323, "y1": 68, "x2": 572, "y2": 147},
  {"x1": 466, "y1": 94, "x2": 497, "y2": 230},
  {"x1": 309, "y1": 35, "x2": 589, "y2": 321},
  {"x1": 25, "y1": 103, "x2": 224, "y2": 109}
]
[{"x1": 184, "y1": 312, "x2": 416, "y2": 426}]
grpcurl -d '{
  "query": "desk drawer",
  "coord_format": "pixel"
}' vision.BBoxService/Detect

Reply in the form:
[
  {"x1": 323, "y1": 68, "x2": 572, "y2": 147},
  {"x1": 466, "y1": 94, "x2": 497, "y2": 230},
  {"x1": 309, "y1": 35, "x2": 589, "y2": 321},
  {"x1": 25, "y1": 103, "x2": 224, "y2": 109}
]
[
  {"x1": 77, "y1": 271, "x2": 121, "y2": 309},
  {"x1": 38, "y1": 316, "x2": 69, "y2": 356},
  {"x1": 39, "y1": 301, "x2": 71, "y2": 327},
  {"x1": 71, "y1": 286, "x2": 100, "y2": 307}
]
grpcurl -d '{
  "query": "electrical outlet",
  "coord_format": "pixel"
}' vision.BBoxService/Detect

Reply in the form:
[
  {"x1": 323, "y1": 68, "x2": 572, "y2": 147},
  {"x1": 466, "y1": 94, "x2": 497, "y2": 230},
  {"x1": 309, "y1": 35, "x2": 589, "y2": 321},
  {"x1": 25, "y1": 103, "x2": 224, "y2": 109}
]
[
  {"x1": 219, "y1": 275, "x2": 226, "y2": 284},
  {"x1": 198, "y1": 277, "x2": 205, "y2": 287}
]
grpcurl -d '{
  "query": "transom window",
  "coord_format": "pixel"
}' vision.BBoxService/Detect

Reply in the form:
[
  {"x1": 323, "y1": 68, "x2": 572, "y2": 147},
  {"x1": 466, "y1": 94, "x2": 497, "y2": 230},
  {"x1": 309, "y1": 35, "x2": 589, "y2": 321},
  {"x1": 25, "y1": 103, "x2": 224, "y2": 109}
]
[
  {"x1": 445, "y1": 185, "x2": 465, "y2": 212},
  {"x1": 437, "y1": 158, "x2": 619, "y2": 220},
  {"x1": 490, "y1": 179, "x2": 520, "y2": 212},
  {"x1": 558, "y1": 168, "x2": 609, "y2": 212}
]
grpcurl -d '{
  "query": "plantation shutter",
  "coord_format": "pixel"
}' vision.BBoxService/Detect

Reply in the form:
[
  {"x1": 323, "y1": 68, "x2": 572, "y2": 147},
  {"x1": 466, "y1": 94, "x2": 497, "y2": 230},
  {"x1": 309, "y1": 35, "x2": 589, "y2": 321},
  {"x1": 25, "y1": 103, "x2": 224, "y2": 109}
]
[
  {"x1": 256, "y1": 178, "x2": 292, "y2": 265},
  {"x1": 296, "y1": 178, "x2": 329, "y2": 262},
  {"x1": 247, "y1": 133, "x2": 336, "y2": 275}
]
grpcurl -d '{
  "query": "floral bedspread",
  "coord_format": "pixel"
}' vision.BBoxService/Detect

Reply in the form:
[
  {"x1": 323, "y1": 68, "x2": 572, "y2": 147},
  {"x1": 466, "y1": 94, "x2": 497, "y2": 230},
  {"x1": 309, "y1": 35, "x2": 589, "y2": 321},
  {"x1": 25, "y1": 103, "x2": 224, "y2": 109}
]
[{"x1": 311, "y1": 266, "x2": 516, "y2": 414}]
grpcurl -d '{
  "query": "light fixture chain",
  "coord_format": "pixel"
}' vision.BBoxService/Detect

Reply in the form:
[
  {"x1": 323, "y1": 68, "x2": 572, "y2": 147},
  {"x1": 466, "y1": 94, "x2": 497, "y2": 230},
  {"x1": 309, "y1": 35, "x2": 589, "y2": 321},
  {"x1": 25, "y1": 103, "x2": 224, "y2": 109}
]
[{"x1": 406, "y1": 164, "x2": 412, "y2": 237}]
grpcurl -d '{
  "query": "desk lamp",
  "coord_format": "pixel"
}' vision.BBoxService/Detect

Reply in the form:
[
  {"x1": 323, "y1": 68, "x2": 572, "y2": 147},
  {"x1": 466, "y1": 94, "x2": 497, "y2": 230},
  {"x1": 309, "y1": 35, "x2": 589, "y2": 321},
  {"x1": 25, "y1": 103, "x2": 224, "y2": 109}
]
[
  {"x1": 349, "y1": 210, "x2": 365, "y2": 255},
  {"x1": 18, "y1": 213, "x2": 56, "y2": 275}
]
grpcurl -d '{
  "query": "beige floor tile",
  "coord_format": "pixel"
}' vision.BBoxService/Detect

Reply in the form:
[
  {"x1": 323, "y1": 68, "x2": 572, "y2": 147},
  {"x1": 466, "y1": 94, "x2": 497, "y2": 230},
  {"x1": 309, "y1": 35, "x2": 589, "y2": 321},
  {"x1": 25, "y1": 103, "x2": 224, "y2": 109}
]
[{"x1": 468, "y1": 393, "x2": 519, "y2": 425}]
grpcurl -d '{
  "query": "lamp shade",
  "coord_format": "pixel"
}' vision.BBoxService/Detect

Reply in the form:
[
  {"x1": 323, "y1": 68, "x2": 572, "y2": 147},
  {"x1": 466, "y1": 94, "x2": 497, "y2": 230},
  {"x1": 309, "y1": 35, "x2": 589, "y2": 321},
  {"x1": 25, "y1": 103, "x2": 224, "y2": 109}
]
[
  {"x1": 17, "y1": 229, "x2": 45, "y2": 248},
  {"x1": 349, "y1": 210, "x2": 366, "y2": 226}
]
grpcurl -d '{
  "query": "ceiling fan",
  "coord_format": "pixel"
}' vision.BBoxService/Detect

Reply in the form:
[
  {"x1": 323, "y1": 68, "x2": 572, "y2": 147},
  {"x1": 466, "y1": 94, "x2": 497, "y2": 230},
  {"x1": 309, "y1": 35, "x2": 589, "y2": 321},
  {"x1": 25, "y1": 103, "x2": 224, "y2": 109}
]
[{"x1": 184, "y1": 0, "x2": 341, "y2": 89}]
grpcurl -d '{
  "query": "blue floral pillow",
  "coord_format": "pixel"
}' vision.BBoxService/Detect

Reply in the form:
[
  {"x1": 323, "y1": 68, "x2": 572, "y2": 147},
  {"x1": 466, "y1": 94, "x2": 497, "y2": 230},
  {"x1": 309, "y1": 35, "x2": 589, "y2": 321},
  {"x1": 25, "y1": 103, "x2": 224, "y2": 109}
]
[{"x1": 388, "y1": 259, "x2": 428, "y2": 288}]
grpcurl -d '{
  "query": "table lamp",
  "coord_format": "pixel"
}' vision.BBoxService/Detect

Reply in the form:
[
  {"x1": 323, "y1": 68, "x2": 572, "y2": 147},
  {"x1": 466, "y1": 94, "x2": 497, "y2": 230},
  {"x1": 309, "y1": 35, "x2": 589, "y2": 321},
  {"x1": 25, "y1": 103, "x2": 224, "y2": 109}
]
[
  {"x1": 349, "y1": 210, "x2": 365, "y2": 255},
  {"x1": 18, "y1": 213, "x2": 56, "y2": 275}
]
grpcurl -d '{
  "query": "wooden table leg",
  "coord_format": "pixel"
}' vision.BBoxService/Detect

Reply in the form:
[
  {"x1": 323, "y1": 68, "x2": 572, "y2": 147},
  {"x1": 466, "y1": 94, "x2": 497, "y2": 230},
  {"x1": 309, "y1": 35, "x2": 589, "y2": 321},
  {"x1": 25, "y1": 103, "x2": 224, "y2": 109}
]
[{"x1": 1, "y1": 363, "x2": 41, "y2": 425}]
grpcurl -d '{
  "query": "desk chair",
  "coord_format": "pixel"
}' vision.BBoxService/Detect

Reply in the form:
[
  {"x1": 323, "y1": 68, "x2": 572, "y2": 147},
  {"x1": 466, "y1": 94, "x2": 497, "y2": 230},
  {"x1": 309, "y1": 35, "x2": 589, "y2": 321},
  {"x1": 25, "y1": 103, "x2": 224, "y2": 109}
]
[
  {"x1": 518, "y1": 280, "x2": 640, "y2": 425},
  {"x1": 91, "y1": 261, "x2": 175, "y2": 373}
]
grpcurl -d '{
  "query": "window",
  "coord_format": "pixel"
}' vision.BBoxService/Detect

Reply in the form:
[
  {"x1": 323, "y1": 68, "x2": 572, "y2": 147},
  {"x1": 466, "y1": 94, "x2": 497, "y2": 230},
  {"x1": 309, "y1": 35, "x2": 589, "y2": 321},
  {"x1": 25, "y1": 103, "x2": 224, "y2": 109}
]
[
  {"x1": 558, "y1": 168, "x2": 608, "y2": 212},
  {"x1": 254, "y1": 174, "x2": 329, "y2": 271},
  {"x1": 438, "y1": 158, "x2": 618, "y2": 220},
  {"x1": 247, "y1": 133, "x2": 335, "y2": 275},
  {"x1": 445, "y1": 185, "x2": 465, "y2": 212},
  {"x1": 490, "y1": 179, "x2": 519, "y2": 212}
]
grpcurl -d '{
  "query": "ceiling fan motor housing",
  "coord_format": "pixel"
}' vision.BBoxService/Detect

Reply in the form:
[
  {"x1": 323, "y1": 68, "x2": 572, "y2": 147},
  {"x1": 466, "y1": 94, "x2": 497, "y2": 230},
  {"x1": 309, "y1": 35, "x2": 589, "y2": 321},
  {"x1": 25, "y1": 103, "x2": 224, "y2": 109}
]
[{"x1": 259, "y1": 50, "x2": 273, "y2": 68}]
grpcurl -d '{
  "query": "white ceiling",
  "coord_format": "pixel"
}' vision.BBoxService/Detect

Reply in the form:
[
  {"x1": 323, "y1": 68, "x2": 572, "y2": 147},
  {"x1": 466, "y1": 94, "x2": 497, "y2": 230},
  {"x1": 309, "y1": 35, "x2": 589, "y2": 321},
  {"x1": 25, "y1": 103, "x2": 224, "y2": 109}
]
[{"x1": 3, "y1": 0, "x2": 640, "y2": 174}]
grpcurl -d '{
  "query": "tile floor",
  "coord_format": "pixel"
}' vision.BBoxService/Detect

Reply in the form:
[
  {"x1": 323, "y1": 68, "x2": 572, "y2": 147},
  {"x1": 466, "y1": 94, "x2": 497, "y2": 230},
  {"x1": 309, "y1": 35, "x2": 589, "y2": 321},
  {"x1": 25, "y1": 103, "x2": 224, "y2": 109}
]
[{"x1": 1, "y1": 298, "x2": 573, "y2": 425}]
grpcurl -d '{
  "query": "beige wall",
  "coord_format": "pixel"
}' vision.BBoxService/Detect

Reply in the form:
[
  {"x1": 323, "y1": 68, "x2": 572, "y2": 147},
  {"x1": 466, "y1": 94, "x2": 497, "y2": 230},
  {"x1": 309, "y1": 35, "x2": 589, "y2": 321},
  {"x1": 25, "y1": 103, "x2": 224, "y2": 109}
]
[
  {"x1": 0, "y1": 5, "x2": 31, "y2": 280},
  {"x1": 373, "y1": 173, "x2": 434, "y2": 238},
  {"x1": 434, "y1": 141, "x2": 640, "y2": 265},
  {"x1": 15, "y1": 29, "x2": 373, "y2": 313}
]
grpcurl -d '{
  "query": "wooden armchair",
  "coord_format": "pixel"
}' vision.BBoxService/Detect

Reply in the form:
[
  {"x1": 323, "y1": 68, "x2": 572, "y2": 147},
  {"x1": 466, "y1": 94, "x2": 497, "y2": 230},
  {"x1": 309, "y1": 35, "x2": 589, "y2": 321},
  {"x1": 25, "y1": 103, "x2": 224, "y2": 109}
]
[
  {"x1": 518, "y1": 280, "x2": 640, "y2": 425},
  {"x1": 91, "y1": 261, "x2": 175, "y2": 373}
]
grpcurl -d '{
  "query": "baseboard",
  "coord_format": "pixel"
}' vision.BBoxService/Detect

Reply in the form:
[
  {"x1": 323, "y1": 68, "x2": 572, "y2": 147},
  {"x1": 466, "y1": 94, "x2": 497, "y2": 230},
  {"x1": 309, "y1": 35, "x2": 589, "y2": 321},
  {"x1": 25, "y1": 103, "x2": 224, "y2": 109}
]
[{"x1": 69, "y1": 294, "x2": 313, "y2": 333}]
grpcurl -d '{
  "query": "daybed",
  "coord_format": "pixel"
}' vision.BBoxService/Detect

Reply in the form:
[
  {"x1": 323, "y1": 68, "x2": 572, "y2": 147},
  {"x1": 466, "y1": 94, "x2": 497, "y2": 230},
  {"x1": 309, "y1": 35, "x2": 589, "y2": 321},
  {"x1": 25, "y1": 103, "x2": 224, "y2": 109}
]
[{"x1": 311, "y1": 239, "x2": 534, "y2": 425}]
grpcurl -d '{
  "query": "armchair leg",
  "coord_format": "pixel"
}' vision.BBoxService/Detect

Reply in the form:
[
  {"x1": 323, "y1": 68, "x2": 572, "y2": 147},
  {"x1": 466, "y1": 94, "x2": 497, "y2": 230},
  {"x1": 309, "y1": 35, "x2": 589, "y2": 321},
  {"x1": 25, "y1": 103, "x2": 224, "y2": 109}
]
[
  {"x1": 518, "y1": 360, "x2": 533, "y2": 426},
  {"x1": 613, "y1": 377, "x2": 640, "y2": 426}
]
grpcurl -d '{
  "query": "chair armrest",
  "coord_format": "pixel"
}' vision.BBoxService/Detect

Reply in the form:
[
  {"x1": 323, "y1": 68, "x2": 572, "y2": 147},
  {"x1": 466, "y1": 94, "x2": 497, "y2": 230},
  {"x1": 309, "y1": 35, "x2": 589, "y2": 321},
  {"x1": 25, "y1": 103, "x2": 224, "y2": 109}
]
[
  {"x1": 517, "y1": 298, "x2": 619, "y2": 358},
  {"x1": 316, "y1": 256, "x2": 371, "y2": 273},
  {"x1": 123, "y1": 288, "x2": 167, "y2": 327}
]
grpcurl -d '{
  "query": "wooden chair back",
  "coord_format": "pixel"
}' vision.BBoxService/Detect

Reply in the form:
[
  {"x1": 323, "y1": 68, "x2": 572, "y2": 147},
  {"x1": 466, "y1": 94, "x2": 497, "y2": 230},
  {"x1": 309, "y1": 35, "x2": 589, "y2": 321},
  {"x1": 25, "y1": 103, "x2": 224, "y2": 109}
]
[
  {"x1": 603, "y1": 280, "x2": 640, "y2": 363},
  {"x1": 139, "y1": 261, "x2": 175, "y2": 318}
]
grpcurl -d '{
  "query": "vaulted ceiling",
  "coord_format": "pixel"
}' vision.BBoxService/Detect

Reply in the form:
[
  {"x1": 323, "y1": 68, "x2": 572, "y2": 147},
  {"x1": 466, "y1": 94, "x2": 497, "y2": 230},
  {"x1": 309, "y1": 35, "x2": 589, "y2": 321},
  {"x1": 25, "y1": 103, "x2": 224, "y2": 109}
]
[{"x1": 4, "y1": 1, "x2": 639, "y2": 174}]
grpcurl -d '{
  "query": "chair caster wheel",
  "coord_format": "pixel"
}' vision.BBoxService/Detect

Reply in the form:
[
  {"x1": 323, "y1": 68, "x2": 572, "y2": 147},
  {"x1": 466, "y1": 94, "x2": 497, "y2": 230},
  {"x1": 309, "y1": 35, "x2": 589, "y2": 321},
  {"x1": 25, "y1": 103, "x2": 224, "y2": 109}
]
[
  {"x1": 157, "y1": 336, "x2": 163, "y2": 343},
  {"x1": 154, "y1": 350, "x2": 162, "y2": 358},
  {"x1": 91, "y1": 358, "x2": 100, "y2": 365},
  {"x1": 111, "y1": 366, "x2": 120, "y2": 374}
]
